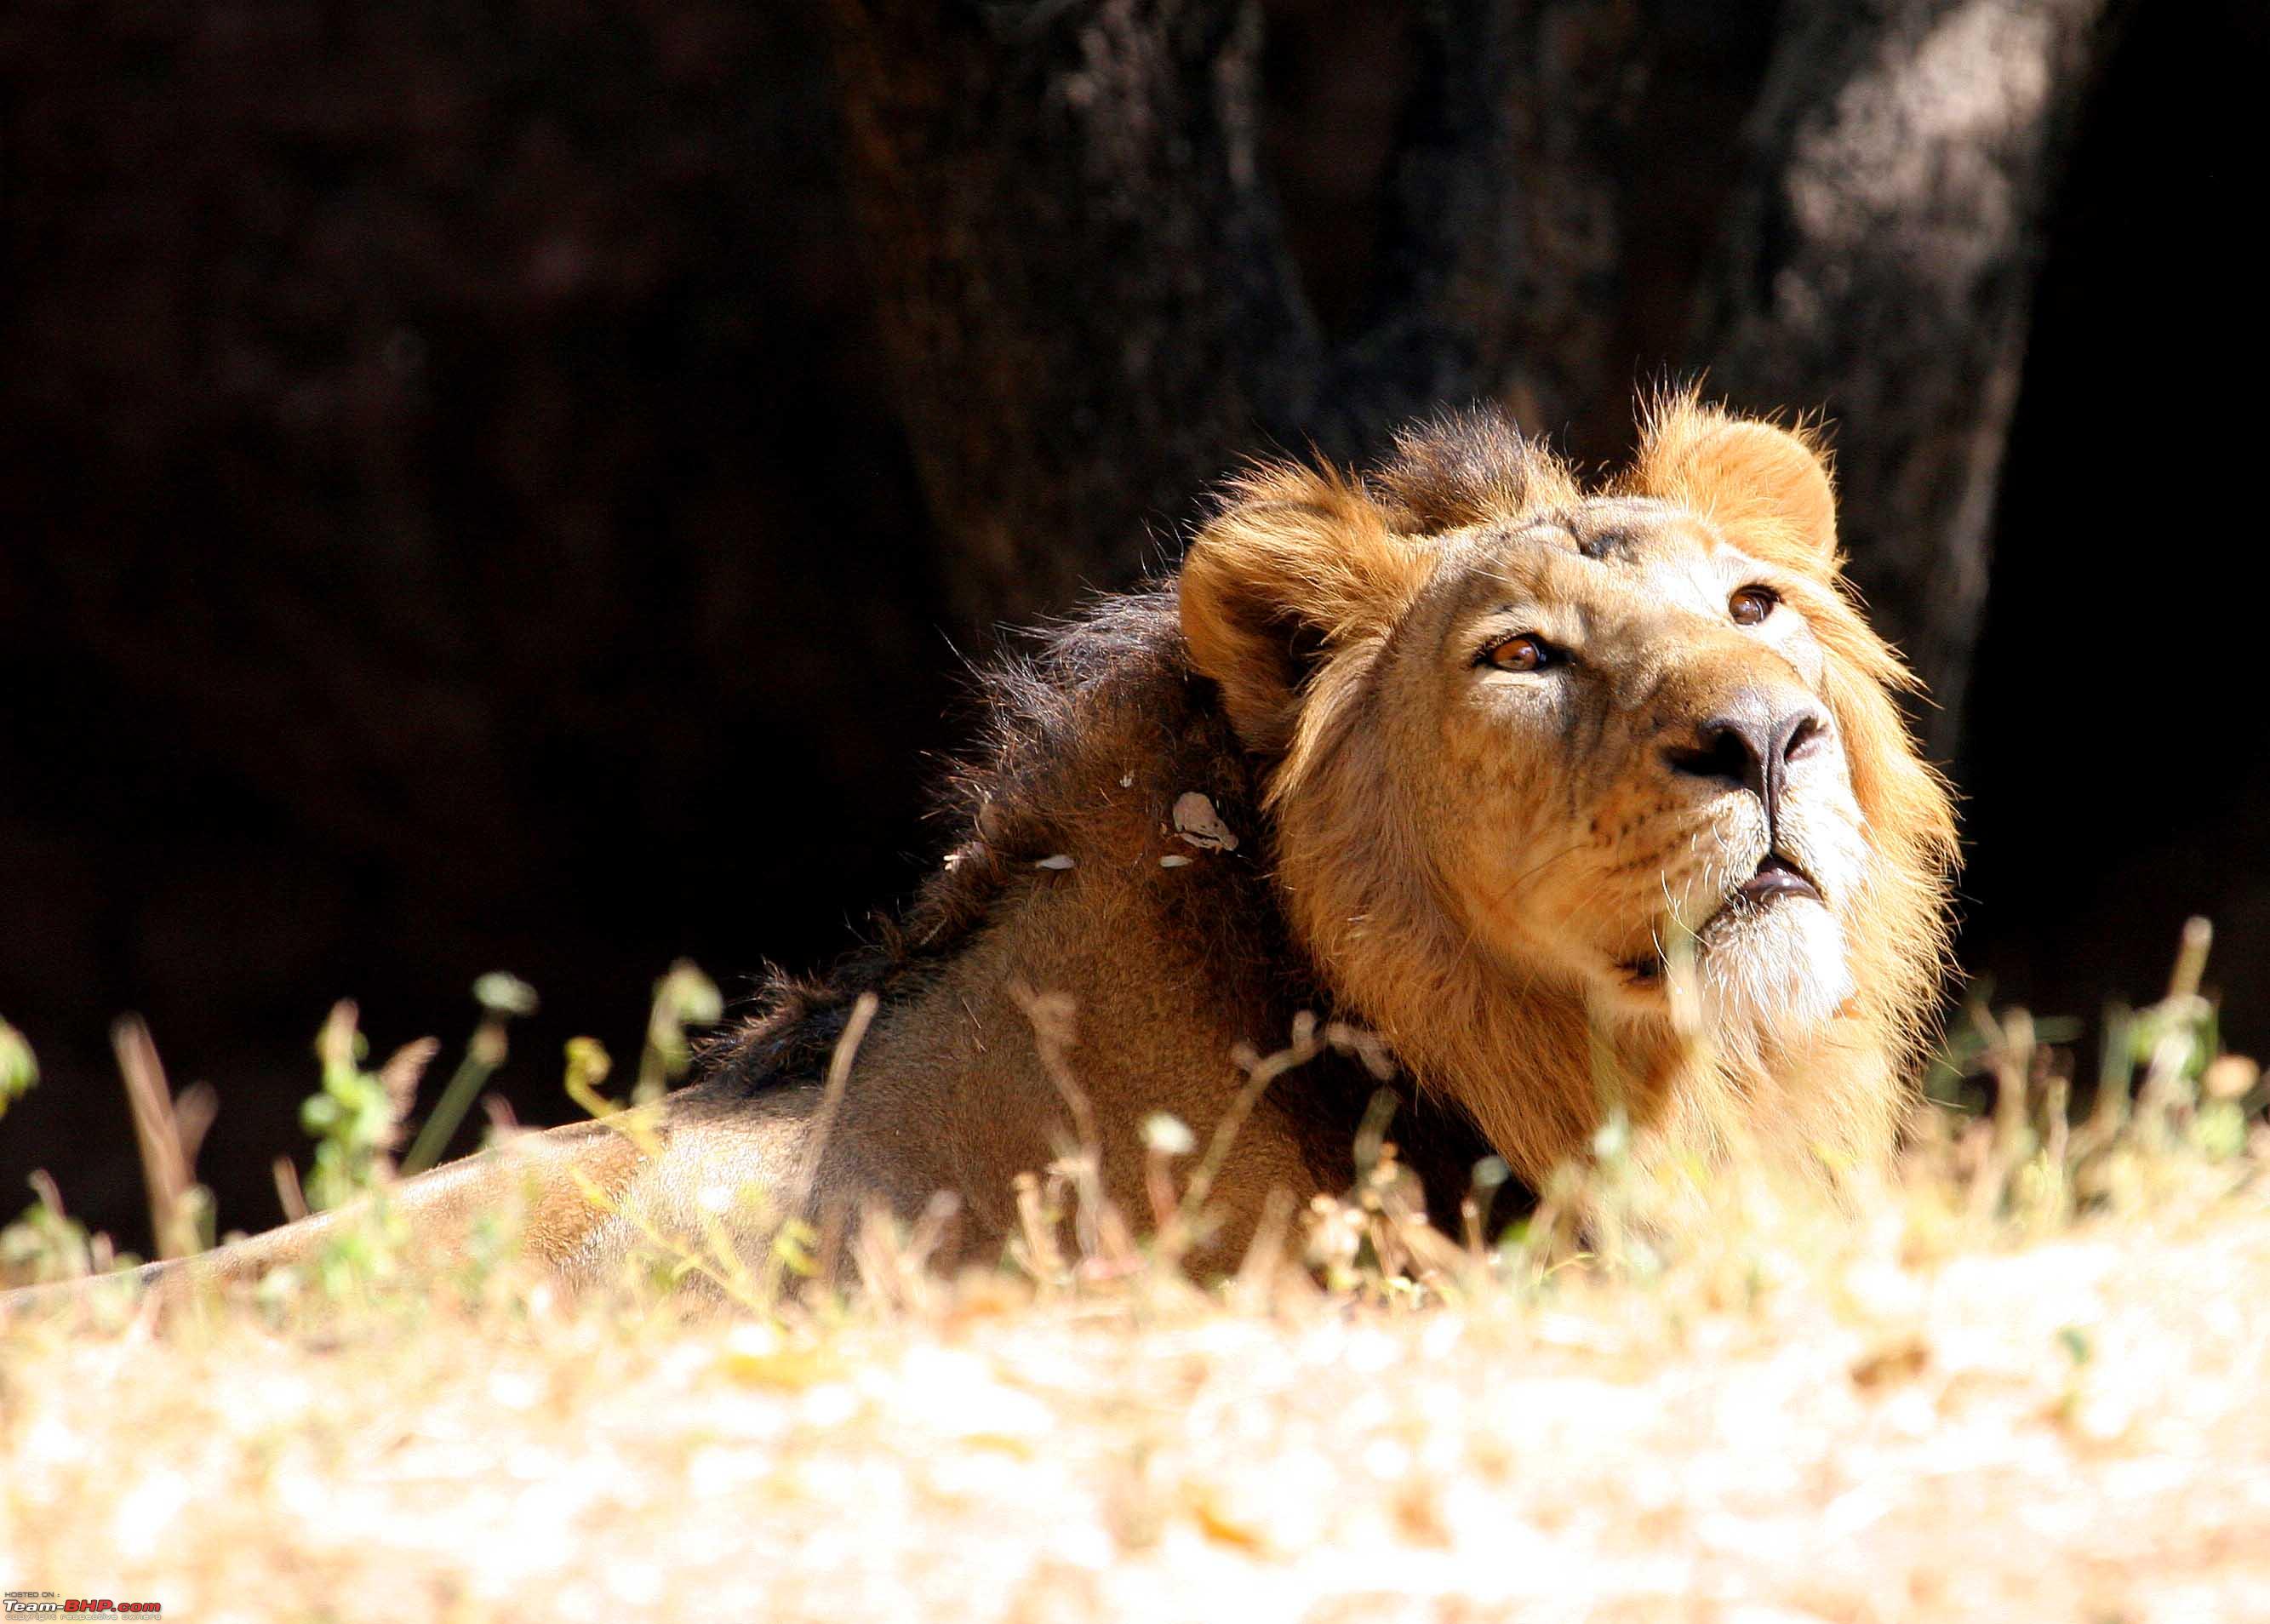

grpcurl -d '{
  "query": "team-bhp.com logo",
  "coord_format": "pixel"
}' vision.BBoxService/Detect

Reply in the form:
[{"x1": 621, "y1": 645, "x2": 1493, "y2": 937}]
[{"x1": 5, "y1": 1598, "x2": 160, "y2": 1615}]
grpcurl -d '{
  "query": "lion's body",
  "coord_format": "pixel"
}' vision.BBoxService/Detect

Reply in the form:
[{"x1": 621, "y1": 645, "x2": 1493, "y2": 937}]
[
  {"x1": 684, "y1": 590, "x2": 1501, "y2": 1272},
  {"x1": 20, "y1": 397, "x2": 1955, "y2": 1303}
]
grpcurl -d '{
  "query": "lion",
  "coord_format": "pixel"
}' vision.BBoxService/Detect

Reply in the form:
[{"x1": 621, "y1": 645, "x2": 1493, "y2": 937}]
[{"x1": 14, "y1": 394, "x2": 1956, "y2": 1302}]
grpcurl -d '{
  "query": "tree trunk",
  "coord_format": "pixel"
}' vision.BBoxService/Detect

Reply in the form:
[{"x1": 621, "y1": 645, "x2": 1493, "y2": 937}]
[
  {"x1": 829, "y1": 0, "x2": 1312, "y2": 622},
  {"x1": 1690, "y1": 0, "x2": 2118, "y2": 754},
  {"x1": 837, "y1": 0, "x2": 2120, "y2": 754},
  {"x1": 829, "y1": 0, "x2": 1626, "y2": 624}
]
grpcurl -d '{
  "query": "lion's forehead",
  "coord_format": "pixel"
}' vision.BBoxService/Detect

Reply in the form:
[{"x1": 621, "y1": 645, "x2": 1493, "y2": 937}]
[
  {"x1": 1504, "y1": 495, "x2": 1723, "y2": 569},
  {"x1": 1428, "y1": 497, "x2": 1748, "y2": 620},
  {"x1": 1544, "y1": 495, "x2": 1700, "y2": 562}
]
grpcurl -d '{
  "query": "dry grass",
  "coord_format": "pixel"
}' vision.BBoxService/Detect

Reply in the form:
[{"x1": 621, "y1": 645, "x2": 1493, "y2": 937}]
[{"x1": 3, "y1": 938, "x2": 2268, "y2": 1623}]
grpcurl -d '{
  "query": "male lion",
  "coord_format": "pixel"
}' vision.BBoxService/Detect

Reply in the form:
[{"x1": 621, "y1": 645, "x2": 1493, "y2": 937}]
[{"x1": 25, "y1": 396, "x2": 1957, "y2": 1298}]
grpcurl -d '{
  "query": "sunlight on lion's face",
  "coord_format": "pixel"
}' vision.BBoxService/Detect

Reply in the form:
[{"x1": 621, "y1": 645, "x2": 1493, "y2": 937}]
[{"x1": 1382, "y1": 497, "x2": 1868, "y2": 1049}]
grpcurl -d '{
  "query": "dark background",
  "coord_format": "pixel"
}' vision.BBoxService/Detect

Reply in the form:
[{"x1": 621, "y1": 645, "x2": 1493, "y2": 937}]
[{"x1": 3, "y1": 0, "x2": 2264, "y2": 1248}]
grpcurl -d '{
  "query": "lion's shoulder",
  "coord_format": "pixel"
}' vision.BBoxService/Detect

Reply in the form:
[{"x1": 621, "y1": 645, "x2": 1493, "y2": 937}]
[{"x1": 704, "y1": 587, "x2": 1287, "y2": 1092}]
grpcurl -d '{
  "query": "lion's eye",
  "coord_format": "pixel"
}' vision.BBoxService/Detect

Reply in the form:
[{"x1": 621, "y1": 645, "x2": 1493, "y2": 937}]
[
  {"x1": 1483, "y1": 634, "x2": 1556, "y2": 673},
  {"x1": 1730, "y1": 586, "x2": 1778, "y2": 626}
]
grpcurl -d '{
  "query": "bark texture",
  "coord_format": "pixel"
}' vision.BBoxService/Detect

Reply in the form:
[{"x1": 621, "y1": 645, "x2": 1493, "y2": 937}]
[
  {"x1": 830, "y1": 0, "x2": 1307, "y2": 620},
  {"x1": 830, "y1": 0, "x2": 1652, "y2": 621},
  {"x1": 1691, "y1": 0, "x2": 2118, "y2": 748}
]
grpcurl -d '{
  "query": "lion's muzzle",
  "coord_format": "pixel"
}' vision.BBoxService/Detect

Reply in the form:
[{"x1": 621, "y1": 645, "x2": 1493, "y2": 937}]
[{"x1": 1659, "y1": 683, "x2": 1831, "y2": 843}]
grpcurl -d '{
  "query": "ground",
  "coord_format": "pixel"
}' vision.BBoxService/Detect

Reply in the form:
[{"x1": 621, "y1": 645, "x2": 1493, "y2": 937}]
[
  {"x1": 3, "y1": 976, "x2": 2267, "y2": 1622},
  {"x1": 5, "y1": 1164, "x2": 2268, "y2": 1621}
]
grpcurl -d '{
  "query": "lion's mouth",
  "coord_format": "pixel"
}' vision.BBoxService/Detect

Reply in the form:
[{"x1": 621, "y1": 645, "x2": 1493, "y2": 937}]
[
  {"x1": 1732, "y1": 854, "x2": 1821, "y2": 909},
  {"x1": 1615, "y1": 855, "x2": 1823, "y2": 988}
]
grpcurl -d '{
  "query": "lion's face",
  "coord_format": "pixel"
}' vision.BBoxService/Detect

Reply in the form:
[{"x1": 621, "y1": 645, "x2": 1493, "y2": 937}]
[
  {"x1": 1382, "y1": 497, "x2": 1868, "y2": 1044},
  {"x1": 1181, "y1": 397, "x2": 1957, "y2": 1181}
]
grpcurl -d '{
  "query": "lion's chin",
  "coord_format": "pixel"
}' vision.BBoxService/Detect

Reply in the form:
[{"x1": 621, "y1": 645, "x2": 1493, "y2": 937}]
[
  {"x1": 1696, "y1": 896, "x2": 1854, "y2": 1044},
  {"x1": 1594, "y1": 895, "x2": 1850, "y2": 1044}
]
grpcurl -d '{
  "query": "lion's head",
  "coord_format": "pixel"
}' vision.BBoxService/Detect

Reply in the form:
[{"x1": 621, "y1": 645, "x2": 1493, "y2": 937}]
[{"x1": 1181, "y1": 397, "x2": 1958, "y2": 1187}]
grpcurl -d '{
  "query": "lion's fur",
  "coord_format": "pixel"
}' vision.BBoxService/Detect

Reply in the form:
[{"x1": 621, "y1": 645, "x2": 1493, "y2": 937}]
[{"x1": 26, "y1": 394, "x2": 1957, "y2": 1305}]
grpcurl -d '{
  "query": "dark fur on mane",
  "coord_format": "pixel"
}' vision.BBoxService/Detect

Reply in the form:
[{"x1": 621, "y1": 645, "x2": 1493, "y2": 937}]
[
  {"x1": 700, "y1": 409, "x2": 1561, "y2": 1095},
  {"x1": 700, "y1": 586, "x2": 1278, "y2": 1092},
  {"x1": 1369, "y1": 406, "x2": 1575, "y2": 535}
]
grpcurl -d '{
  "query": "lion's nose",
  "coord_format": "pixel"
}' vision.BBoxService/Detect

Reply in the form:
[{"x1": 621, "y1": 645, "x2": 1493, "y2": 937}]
[{"x1": 1661, "y1": 694, "x2": 1828, "y2": 826}]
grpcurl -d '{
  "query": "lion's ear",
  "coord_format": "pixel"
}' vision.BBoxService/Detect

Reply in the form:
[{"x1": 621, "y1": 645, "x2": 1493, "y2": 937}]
[
  {"x1": 1630, "y1": 400, "x2": 1839, "y2": 573},
  {"x1": 1181, "y1": 464, "x2": 1430, "y2": 754}
]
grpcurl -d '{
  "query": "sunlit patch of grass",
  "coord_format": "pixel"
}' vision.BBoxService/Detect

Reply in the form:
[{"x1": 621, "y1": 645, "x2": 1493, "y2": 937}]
[{"x1": 2, "y1": 923, "x2": 2267, "y2": 1621}]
